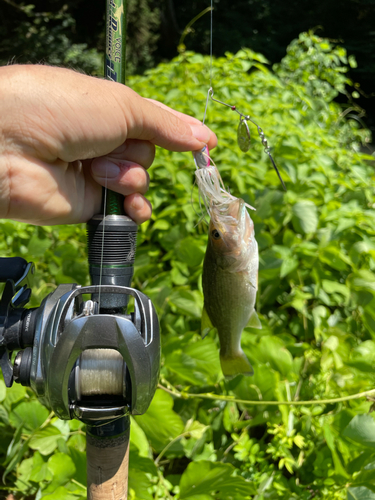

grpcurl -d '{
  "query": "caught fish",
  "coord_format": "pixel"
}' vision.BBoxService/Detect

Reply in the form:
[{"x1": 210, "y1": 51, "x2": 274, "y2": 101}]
[{"x1": 194, "y1": 154, "x2": 261, "y2": 377}]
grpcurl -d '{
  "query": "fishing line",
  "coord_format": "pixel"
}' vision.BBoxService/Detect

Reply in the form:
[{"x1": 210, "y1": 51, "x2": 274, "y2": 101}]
[
  {"x1": 202, "y1": 0, "x2": 213, "y2": 126},
  {"x1": 201, "y1": 1, "x2": 287, "y2": 191}
]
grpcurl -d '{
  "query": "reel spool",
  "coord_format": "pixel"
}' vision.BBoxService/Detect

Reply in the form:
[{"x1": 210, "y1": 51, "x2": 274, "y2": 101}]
[{"x1": 77, "y1": 349, "x2": 125, "y2": 398}]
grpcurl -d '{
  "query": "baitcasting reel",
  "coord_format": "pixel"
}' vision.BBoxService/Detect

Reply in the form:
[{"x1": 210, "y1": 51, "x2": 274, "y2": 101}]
[{"x1": 0, "y1": 215, "x2": 160, "y2": 424}]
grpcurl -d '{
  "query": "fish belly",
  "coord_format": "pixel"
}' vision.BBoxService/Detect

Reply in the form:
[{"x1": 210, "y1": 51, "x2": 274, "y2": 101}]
[{"x1": 203, "y1": 252, "x2": 255, "y2": 377}]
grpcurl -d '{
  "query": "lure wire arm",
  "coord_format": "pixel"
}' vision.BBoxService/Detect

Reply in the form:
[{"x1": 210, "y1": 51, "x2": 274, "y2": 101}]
[{"x1": 208, "y1": 88, "x2": 287, "y2": 191}]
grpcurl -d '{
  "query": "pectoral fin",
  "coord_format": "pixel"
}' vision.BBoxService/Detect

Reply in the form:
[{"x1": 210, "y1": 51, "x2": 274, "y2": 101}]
[
  {"x1": 201, "y1": 306, "x2": 214, "y2": 339},
  {"x1": 247, "y1": 310, "x2": 262, "y2": 329}
]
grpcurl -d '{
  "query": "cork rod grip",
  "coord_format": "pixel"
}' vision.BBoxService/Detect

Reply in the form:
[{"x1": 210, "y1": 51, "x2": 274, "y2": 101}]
[{"x1": 86, "y1": 428, "x2": 130, "y2": 500}]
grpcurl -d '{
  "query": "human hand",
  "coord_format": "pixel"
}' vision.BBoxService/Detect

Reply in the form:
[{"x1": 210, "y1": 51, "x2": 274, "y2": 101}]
[{"x1": 0, "y1": 65, "x2": 217, "y2": 225}]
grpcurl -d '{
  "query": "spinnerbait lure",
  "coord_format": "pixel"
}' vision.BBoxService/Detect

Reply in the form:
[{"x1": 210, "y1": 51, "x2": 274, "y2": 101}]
[{"x1": 206, "y1": 88, "x2": 287, "y2": 191}]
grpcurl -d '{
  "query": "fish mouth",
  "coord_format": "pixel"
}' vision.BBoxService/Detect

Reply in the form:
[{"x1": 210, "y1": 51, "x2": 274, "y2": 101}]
[{"x1": 210, "y1": 199, "x2": 251, "y2": 255}]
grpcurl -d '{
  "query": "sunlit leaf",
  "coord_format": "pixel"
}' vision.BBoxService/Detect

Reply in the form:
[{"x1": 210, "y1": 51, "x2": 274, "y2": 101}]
[
  {"x1": 29, "y1": 426, "x2": 63, "y2": 455},
  {"x1": 292, "y1": 201, "x2": 318, "y2": 234},
  {"x1": 347, "y1": 487, "x2": 375, "y2": 500},
  {"x1": 135, "y1": 390, "x2": 184, "y2": 453},
  {"x1": 9, "y1": 401, "x2": 49, "y2": 432},
  {"x1": 179, "y1": 461, "x2": 256, "y2": 498},
  {"x1": 343, "y1": 415, "x2": 375, "y2": 449}
]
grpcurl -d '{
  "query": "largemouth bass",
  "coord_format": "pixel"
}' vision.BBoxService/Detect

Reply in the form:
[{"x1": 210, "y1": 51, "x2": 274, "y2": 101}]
[{"x1": 195, "y1": 161, "x2": 261, "y2": 378}]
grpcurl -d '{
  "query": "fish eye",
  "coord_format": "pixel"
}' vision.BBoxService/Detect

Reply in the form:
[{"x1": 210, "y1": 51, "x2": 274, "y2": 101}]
[{"x1": 211, "y1": 229, "x2": 221, "y2": 240}]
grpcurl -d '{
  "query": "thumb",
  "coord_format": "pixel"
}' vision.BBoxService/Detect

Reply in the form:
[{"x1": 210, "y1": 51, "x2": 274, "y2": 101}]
[
  {"x1": 2, "y1": 65, "x2": 217, "y2": 161},
  {"x1": 118, "y1": 87, "x2": 217, "y2": 152}
]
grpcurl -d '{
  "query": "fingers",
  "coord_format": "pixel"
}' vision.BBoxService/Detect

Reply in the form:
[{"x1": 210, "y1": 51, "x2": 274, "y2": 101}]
[
  {"x1": 124, "y1": 193, "x2": 152, "y2": 225},
  {"x1": 91, "y1": 159, "x2": 150, "y2": 195},
  {"x1": 91, "y1": 139, "x2": 153, "y2": 196},
  {"x1": 90, "y1": 158, "x2": 152, "y2": 224},
  {"x1": 109, "y1": 139, "x2": 155, "y2": 169},
  {"x1": 0, "y1": 65, "x2": 218, "y2": 227},
  {"x1": 1, "y1": 66, "x2": 217, "y2": 163}
]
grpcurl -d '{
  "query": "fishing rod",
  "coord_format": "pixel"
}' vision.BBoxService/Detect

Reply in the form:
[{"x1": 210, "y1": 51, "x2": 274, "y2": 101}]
[
  {"x1": 85, "y1": 0, "x2": 152, "y2": 497},
  {"x1": 0, "y1": 1, "x2": 160, "y2": 499}
]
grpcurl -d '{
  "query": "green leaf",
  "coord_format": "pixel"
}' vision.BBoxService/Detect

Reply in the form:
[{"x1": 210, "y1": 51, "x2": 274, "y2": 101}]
[
  {"x1": 3, "y1": 384, "x2": 26, "y2": 410},
  {"x1": 292, "y1": 201, "x2": 318, "y2": 234},
  {"x1": 179, "y1": 461, "x2": 256, "y2": 498},
  {"x1": 233, "y1": 363, "x2": 280, "y2": 403},
  {"x1": 42, "y1": 453, "x2": 76, "y2": 493},
  {"x1": 0, "y1": 405, "x2": 8, "y2": 424},
  {"x1": 130, "y1": 416, "x2": 151, "y2": 458},
  {"x1": 353, "y1": 465, "x2": 375, "y2": 487},
  {"x1": 178, "y1": 496, "x2": 212, "y2": 500},
  {"x1": 349, "y1": 270, "x2": 375, "y2": 293},
  {"x1": 280, "y1": 256, "x2": 299, "y2": 278},
  {"x1": 223, "y1": 402, "x2": 240, "y2": 432},
  {"x1": 68, "y1": 446, "x2": 87, "y2": 487},
  {"x1": 152, "y1": 219, "x2": 170, "y2": 231},
  {"x1": 348, "y1": 55, "x2": 358, "y2": 68},
  {"x1": 259, "y1": 249, "x2": 282, "y2": 281},
  {"x1": 135, "y1": 389, "x2": 184, "y2": 453},
  {"x1": 251, "y1": 336, "x2": 293, "y2": 377},
  {"x1": 165, "y1": 337, "x2": 221, "y2": 385},
  {"x1": 128, "y1": 469, "x2": 154, "y2": 500},
  {"x1": 323, "y1": 425, "x2": 348, "y2": 478},
  {"x1": 15, "y1": 456, "x2": 34, "y2": 493},
  {"x1": 319, "y1": 245, "x2": 351, "y2": 271},
  {"x1": 128, "y1": 455, "x2": 157, "y2": 499},
  {"x1": 169, "y1": 289, "x2": 202, "y2": 318},
  {"x1": 347, "y1": 487, "x2": 375, "y2": 500},
  {"x1": 129, "y1": 452, "x2": 157, "y2": 476},
  {"x1": 343, "y1": 415, "x2": 375, "y2": 449},
  {"x1": 9, "y1": 401, "x2": 49, "y2": 431},
  {"x1": 29, "y1": 425, "x2": 62, "y2": 455},
  {"x1": 40, "y1": 486, "x2": 81, "y2": 500},
  {"x1": 3, "y1": 426, "x2": 30, "y2": 482},
  {"x1": 27, "y1": 233, "x2": 51, "y2": 257},
  {"x1": 0, "y1": 380, "x2": 6, "y2": 402},
  {"x1": 321, "y1": 280, "x2": 350, "y2": 303},
  {"x1": 29, "y1": 452, "x2": 51, "y2": 483},
  {"x1": 176, "y1": 237, "x2": 205, "y2": 267}
]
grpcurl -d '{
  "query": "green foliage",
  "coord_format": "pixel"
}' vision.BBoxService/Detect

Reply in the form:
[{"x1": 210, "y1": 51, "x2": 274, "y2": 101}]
[
  {"x1": 0, "y1": 4, "x2": 102, "y2": 75},
  {"x1": 275, "y1": 31, "x2": 353, "y2": 101},
  {"x1": 162, "y1": 0, "x2": 375, "y2": 133},
  {"x1": 0, "y1": 0, "x2": 160, "y2": 76},
  {"x1": 1, "y1": 32, "x2": 375, "y2": 498}
]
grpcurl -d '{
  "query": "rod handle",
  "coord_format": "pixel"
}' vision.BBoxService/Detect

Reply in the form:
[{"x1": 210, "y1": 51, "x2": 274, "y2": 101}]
[{"x1": 86, "y1": 421, "x2": 130, "y2": 500}]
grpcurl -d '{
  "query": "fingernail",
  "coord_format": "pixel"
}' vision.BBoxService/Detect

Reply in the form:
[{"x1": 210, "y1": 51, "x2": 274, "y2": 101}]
[
  {"x1": 190, "y1": 124, "x2": 210, "y2": 143},
  {"x1": 91, "y1": 159, "x2": 120, "y2": 179}
]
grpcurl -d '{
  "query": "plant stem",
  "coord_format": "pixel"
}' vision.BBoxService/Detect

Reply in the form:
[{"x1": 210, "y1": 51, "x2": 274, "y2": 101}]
[
  {"x1": 158, "y1": 383, "x2": 375, "y2": 407},
  {"x1": 154, "y1": 431, "x2": 190, "y2": 465}
]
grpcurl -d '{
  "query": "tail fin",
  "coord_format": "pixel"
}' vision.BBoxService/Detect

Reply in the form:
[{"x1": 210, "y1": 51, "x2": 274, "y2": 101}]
[{"x1": 220, "y1": 349, "x2": 254, "y2": 378}]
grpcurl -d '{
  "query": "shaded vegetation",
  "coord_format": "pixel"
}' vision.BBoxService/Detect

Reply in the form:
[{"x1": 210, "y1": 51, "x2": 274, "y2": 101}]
[{"x1": 0, "y1": 0, "x2": 374, "y2": 132}]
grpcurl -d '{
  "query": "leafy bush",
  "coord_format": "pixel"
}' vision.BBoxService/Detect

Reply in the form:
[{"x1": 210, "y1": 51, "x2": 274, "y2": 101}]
[
  {"x1": 0, "y1": 4, "x2": 102, "y2": 75},
  {"x1": 1, "y1": 32, "x2": 375, "y2": 499}
]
